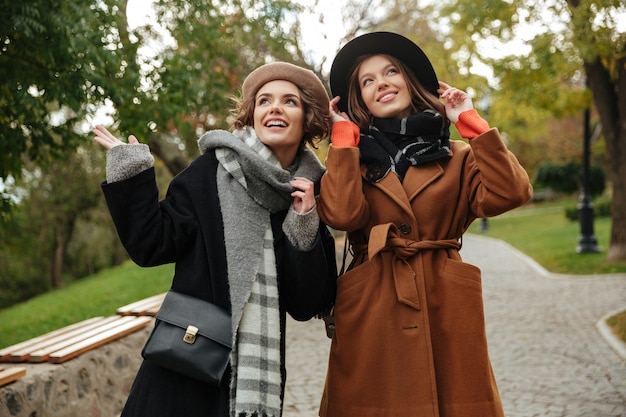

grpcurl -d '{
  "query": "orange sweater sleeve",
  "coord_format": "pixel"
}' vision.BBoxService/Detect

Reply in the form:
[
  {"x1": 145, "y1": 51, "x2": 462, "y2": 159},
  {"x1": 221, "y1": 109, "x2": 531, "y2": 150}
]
[
  {"x1": 331, "y1": 120, "x2": 361, "y2": 147},
  {"x1": 455, "y1": 109, "x2": 490, "y2": 139}
]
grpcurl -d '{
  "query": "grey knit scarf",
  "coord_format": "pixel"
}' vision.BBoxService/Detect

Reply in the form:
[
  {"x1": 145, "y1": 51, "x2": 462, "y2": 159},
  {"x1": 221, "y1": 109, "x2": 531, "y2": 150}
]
[{"x1": 198, "y1": 126, "x2": 325, "y2": 417}]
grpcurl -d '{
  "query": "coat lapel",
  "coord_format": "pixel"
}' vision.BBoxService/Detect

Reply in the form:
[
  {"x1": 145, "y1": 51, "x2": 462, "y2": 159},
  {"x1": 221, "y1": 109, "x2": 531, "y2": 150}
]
[
  {"x1": 403, "y1": 162, "x2": 444, "y2": 201},
  {"x1": 371, "y1": 171, "x2": 413, "y2": 215},
  {"x1": 365, "y1": 162, "x2": 444, "y2": 217}
]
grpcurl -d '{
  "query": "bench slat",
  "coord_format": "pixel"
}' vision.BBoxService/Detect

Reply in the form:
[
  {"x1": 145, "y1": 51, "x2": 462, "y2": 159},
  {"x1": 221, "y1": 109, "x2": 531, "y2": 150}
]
[
  {"x1": 47, "y1": 316, "x2": 153, "y2": 363},
  {"x1": 116, "y1": 293, "x2": 165, "y2": 316},
  {"x1": 0, "y1": 367, "x2": 26, "y2": 387},
  {"x1": 27, "y1": 316, "x2": 145, "y2": 363}
]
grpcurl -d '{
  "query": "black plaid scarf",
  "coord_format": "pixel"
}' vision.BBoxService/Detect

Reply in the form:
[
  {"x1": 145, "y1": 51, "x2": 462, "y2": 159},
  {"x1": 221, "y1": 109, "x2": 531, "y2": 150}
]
[{"x1": 359, "y1": 110, "x2": 451, "y2": 182}]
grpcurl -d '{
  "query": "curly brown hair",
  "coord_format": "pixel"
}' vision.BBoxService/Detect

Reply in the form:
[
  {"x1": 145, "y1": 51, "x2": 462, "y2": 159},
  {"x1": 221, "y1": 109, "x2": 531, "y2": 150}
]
[
  {"x1": 229, "y1": 83, "x2": 331, "y2": 149},
  {"x1": 346, "y1": 54, "x2": 445, "y2": 131}
]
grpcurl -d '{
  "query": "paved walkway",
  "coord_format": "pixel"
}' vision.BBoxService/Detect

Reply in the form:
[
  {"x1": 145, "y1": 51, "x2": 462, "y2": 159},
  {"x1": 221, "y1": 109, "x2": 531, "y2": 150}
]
[{"x1": 282, "y1": 234, "x2": 626, "y2": 417}]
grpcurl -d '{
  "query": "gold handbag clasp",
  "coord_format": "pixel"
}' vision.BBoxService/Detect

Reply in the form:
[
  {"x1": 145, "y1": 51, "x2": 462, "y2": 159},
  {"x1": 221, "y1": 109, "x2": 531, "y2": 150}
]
[{"x1": 183, "y1": 325, "x2": 198, "y2": 344}]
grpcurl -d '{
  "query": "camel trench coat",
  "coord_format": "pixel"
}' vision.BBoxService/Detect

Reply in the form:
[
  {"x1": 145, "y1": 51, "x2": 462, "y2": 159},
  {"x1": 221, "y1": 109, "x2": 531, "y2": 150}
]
[{"x1": 317, "y1": 128, "x2": 532, "y2": 417}]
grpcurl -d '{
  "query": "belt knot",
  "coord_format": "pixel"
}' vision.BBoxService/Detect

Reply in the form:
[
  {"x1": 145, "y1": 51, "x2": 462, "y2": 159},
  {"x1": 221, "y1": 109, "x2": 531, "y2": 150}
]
[{"x1": 365, "y1": 223, "x2": 461, "y2": 310}]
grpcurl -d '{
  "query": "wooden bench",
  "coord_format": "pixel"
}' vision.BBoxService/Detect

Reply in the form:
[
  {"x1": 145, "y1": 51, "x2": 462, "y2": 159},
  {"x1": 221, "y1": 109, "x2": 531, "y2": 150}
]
[
  {"x1": 0, "y1": 293, "x2": 166, "y2": 388},
  {"x1": 0, "y1": 315, "x2": 152, "y2": 365}
]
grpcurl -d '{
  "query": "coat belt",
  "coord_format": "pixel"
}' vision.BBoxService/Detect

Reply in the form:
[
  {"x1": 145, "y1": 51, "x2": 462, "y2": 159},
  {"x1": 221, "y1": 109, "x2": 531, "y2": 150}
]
[{"x1": 356, "y1": 223, "x2": 461, "y2": 310}]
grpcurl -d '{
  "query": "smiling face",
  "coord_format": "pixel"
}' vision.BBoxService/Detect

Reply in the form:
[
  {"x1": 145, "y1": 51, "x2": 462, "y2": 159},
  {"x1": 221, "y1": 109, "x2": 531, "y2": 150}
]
[
  {"x1": 357, "y1": 54, "x2": 413, "y2": 120},
  {"x1": 253, "y1": 80, "x2": 306, "y2": 168}
]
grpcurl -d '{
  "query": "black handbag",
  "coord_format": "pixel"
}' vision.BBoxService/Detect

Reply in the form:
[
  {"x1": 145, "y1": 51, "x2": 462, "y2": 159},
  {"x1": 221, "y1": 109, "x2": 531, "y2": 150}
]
[{"x1": 141, "y1": 290, "x2": 232, "y2": 386}]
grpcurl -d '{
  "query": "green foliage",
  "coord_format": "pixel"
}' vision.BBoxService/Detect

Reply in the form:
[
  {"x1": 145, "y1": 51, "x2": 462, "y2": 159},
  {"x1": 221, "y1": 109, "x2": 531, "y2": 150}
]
[
  {"x1": 534, "y1": 161, "x2": 606, "y2": 196},
  {"x1": 495, "y1": 34, "x2": 588, "y2": 116},
  {"x1": 111, "y1": 0, "x2": 307, "y2": 162},
  {"x1": 568, "y1": 0, "x2": 626, "y2": 70},
  {"x1": 0, "y1": 140, "x2": 118, "y2": 303},
  {"x1": 0, "y1": 0, "x2": 128, "y2": 180},
  {"x1": 0, "y1": 212, "x2": 50, "y2": 307}
]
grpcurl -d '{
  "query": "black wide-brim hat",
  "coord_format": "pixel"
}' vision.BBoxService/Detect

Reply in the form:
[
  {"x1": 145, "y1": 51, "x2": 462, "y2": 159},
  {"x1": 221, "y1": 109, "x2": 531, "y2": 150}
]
[{"x1": 330, "y1": 32, "x2": 439, "y2": 113}]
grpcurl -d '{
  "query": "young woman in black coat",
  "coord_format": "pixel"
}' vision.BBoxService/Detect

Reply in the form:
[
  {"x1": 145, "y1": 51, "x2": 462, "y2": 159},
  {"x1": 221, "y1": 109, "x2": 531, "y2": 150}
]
[{"x1": 92, "y1": 62, "x2": 337, "y2": 417}]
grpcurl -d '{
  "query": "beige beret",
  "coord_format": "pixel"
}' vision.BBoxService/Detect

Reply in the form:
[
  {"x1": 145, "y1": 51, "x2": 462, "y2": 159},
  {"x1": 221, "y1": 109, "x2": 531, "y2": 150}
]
[{"x1": 242, "y1": 62, "x2": 329, "y2": 110}]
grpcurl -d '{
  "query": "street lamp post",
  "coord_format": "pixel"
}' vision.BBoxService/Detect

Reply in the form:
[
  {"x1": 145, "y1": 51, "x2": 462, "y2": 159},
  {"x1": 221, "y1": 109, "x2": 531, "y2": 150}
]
[{"x1": 576, "y1": 107, "x2": 599, "y2": 253}]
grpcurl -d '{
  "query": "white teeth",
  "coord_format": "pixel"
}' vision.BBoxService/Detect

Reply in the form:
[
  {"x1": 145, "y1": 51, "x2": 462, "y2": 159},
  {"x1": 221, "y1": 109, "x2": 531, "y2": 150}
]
[
  {"x1": 381, "y1": 93, "x2": 394, "y2": 101},
  {"x1": 266, "y1": 120, "x2": 286, "y2": 127}
]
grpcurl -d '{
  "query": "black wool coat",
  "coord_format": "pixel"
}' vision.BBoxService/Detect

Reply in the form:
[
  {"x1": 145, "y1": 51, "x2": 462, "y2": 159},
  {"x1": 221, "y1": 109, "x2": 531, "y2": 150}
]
[{"x1": 102, "y1": 150, "x2": 337, "y2": 417}]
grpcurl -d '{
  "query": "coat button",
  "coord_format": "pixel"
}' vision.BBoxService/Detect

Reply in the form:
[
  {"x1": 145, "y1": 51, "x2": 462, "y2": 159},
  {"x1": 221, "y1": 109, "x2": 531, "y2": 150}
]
[{"x1": 399, "y1": 223, "x2": 411, "y2": 234}]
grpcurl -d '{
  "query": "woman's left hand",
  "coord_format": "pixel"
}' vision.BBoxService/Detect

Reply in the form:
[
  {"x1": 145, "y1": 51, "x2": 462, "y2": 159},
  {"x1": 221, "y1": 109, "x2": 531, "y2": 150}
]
[
  {"x1": 329, "y1": 96, "x2": 350, "y2": 123},
  {"x1": 438, "y1": 81, "x2": 474, "y2": 123},
  {"x1": 290, "y1": 176, "x2": 316, "y2": 214}
]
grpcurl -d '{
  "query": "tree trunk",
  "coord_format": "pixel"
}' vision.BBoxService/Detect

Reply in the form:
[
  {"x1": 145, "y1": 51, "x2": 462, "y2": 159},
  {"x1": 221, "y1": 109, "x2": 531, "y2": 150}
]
[
  {"x1": 147, "y1": 137, "x2": 192, "y2": 177},
  {"x1": 607, "y1": 154, "x2": 626, "y2": 261},
  {"x1": 585, "y1": 55, "x2": 626, "y2": 262},
  {"x1": 50, "y1": 227, "x2": 65, "y2": 288},
  {"x1": 606, "y1": 53, "x2": 626, "y2": 261}
]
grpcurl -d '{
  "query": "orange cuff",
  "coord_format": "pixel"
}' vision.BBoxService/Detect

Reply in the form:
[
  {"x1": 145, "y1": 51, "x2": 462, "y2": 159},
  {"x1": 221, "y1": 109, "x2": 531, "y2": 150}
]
[
  {"x1": 331, "y1": 121, "x2": 360, "y2": 147},
  {"x1": 455, "y1": 109, "x2": 490, "y2": 139}
]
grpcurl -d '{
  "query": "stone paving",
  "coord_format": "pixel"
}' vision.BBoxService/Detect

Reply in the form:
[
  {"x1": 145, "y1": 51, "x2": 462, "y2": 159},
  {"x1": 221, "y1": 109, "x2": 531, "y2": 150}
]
[{"x1": 282, "y1": 234, "x2": 626, "y2": 417}]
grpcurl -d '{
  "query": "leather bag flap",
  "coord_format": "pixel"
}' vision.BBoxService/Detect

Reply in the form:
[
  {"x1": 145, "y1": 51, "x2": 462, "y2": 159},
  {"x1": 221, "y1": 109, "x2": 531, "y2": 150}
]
[{"x1": 155, "y1": 290, "x2": 231, "y2": 348}]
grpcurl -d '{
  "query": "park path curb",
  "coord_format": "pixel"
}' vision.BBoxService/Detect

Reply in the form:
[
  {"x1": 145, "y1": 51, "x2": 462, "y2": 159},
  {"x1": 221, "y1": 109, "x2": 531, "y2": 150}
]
[{"x1": 596, "y1": 308, "x2": 626, "y2": 362}]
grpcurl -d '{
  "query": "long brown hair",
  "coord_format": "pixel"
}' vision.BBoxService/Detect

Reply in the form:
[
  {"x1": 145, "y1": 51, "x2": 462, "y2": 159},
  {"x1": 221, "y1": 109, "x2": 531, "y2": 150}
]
[
  {"x1": 229, "y1": 83, "x2": 331, "y2": 149},
  {"x1": 346, "y1": 54, "x2": 445, "y2": 131}
]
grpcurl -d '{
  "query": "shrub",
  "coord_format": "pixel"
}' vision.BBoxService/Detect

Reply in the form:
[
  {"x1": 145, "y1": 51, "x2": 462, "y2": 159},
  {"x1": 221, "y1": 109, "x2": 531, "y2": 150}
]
[
  {"x1": 564, "y1": 195, "x2": 612, "y2": 221},
  {"x1": 535, "y1": 161, "x2": 606, "y2": 197}
]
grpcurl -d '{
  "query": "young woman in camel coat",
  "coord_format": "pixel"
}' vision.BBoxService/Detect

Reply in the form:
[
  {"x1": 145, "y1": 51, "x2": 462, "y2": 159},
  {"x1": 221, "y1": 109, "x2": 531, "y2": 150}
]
[{"x1": 316, "y1": 32, "x2": 532, "y2": 417}]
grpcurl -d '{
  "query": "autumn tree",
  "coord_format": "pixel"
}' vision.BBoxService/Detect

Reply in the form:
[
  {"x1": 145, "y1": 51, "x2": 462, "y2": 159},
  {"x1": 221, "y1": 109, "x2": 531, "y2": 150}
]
[
  {"x1": 438, "y1": 0, "x2": 626, "y2": 261},
  {"x1": 102, "y1": 0, "x2": 312, "y2": 176}
]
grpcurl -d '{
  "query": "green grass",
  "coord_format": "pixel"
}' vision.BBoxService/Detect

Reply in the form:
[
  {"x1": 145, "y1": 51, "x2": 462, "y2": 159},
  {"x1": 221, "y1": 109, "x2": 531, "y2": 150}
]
[
  {"x1": 467, "y1": 201, "x2": 626, "y2": 275},
  {"x1": 1, "y1": 199, "x2": 625, "y2": 350},
  {"x1": 0, "y1": 261, "x2": 172, "y2": 349},
  {"x1": 607, "y1": 311, "x2": 626, "y2": 344}
]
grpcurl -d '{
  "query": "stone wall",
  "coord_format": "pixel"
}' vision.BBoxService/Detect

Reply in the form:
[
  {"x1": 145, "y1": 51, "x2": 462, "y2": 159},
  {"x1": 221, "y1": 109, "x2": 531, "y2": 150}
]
[{"x1": 0, "y1": 324, "x2": 152, "y2": 417}]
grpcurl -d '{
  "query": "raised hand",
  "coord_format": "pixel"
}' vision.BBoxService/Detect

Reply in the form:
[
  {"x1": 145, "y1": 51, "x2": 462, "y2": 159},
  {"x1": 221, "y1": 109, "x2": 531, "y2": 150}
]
[
  {"x1": 92, "y1": 125, "x2": 140, "y2": 150},
  {"x1": 437, "y1": 81, "x2": 474, "y2": 123},
  {"x1": 329, "y1": 96, "x2": 350, "y2": 123}
]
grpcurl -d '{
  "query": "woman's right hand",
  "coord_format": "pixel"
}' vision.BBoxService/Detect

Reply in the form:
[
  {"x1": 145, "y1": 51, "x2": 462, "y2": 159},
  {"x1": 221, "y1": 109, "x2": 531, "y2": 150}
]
[
  {"x1": 329, "y1": 96, "x2": 350, "y2": 123},
  {"x1": 437, "y1": 82, "x2": 474, "y2": 123},
  {"x1": 92, "y1": 125, "x2": 139, "y2": 150}
]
